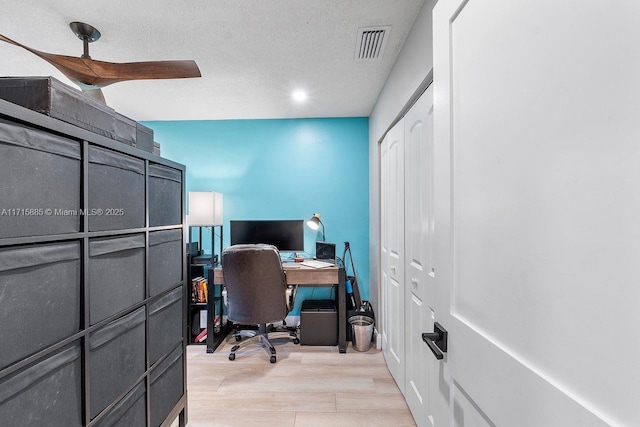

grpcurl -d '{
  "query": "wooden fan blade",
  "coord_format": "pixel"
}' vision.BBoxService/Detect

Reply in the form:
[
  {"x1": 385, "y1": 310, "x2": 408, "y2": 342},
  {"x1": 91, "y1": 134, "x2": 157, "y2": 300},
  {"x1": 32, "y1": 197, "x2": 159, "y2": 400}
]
[
  {"x1": 0, "y1": 33, "x2": 96, "y2": 84},
  {"x1": 0, "y1": 33, "x2": 201, "y2": 89},
  {"x1": 76, "y1": 59, "x2": 202, "y2": 86}
]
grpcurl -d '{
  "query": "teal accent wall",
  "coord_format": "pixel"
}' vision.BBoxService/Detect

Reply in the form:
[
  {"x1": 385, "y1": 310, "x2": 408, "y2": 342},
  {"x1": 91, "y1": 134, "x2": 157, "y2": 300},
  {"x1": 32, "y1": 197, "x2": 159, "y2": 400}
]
[{"x1": 143, "y1": 117, "x2": 369, "y2": 314}]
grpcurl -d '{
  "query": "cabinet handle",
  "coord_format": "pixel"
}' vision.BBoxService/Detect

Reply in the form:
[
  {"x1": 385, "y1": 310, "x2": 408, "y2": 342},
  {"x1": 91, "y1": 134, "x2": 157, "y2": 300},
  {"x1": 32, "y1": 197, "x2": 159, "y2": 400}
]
[
  {"x1": 390, "y1": 265, "x2": 396, "y2": 272},
  {"x1": 411, "y1": 278, "x2": 418, "y2": 285},
  {"x1": 422, "y1": 322, "x2": 448, "y2": 360}
]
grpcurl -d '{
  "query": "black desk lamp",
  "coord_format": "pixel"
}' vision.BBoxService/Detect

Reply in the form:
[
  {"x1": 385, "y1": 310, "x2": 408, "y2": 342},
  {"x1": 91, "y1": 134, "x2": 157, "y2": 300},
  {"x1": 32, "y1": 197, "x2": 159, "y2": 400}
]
[{"x1": 306, "y1": 213, "x2": 325, "y2": 241}]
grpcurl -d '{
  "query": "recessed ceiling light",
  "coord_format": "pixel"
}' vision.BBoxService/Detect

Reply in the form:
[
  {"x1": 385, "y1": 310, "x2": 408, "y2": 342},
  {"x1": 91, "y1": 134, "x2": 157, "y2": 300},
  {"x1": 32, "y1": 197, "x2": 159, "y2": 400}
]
[{"x1": 292, "y1": 89, "x2": 307, "y2": 103}]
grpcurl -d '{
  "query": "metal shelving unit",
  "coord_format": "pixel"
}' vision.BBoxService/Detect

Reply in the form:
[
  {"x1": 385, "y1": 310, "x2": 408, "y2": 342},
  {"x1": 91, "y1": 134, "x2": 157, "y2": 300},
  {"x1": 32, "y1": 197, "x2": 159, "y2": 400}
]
[{"x1": 188, "y1": 225, "x2": 232, "y2": 353}]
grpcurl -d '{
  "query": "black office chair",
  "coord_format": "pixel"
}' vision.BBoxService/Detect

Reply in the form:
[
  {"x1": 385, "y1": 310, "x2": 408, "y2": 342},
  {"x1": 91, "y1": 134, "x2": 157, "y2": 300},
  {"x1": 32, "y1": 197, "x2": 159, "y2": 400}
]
[{"x1": 221, "y1": 244, "x2": 298, "y2": 363}]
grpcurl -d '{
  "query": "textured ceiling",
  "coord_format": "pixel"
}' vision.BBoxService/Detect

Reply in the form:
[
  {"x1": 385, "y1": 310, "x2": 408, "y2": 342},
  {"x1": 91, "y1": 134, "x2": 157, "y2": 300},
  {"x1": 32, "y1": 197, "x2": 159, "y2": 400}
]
[{"x1": 0, "y1": 0, "x2": 425, "y2": 121}]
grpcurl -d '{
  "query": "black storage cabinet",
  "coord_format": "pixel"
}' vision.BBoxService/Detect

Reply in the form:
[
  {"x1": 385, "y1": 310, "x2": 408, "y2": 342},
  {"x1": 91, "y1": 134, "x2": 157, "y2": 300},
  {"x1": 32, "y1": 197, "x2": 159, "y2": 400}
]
[
  {"x1": 0, "y1": 118, "x2": 81, "y2": 238},
  {"x1": 149, "y1": 229, "x2": 183, "y2": 297},
  {"x1": 149, "y1": 287, "x2": 183, "y2": 365},
  {"x1": 0, "y1": 241, "x2": 81, "y2": 371},
  {"x1": 0, "y1": 92, "x2": 187, "y2": 427},
  {"x1": 88, "y1": 146, "x2": 145, "y2": 231},
  {"x1": 88, "y1": 234, "x2": 146, "y2": 325},
  {"x1": 150, "y1": 344, "x2": 184, "y2": 427},
  {"x1": 93, "y1": 380, "x2": 146, "y2": 427},
  {"x1": 0, "y1": 343, "x2": 83, "y2": 426},
  {"x1": 89, "y1": 307, "x2": 146, "y2": 418},
  {"x1": 148, "y1": 163, "x2": 182, "y2": 227},
  {"x1": 300, "y1": 299, "x2": 338, "y2": 346}
]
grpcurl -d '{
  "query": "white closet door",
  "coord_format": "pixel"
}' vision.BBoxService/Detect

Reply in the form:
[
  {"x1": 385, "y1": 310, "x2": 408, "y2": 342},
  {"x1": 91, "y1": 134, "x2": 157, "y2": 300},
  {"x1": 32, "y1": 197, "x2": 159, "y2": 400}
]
[
  {"x1": 432, "y1": 0, "x2": 640, "y2": 425},
  {"x1": 382, "y1": 118, "x2": 405, "y2": 392},
  {"x1": 380, "y1": 129, "x2": 389, "y2": 351},
  {"x1": 403, "y1": 86, "x2": 436, "y2": 426}
]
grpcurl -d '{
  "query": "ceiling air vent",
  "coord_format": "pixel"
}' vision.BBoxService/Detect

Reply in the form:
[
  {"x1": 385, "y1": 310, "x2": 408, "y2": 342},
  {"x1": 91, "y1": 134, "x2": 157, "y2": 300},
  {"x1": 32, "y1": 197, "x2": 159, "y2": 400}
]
[{"x1": 355, "y1": 26, "x2": 391, "y2": 60}]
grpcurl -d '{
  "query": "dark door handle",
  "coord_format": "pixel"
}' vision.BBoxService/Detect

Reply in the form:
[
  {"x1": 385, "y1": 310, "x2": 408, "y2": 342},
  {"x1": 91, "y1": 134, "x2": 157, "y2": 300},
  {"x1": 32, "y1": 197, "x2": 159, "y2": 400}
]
[{"x1": 422, "y1": 322, "x2": 448, "y2": 360}]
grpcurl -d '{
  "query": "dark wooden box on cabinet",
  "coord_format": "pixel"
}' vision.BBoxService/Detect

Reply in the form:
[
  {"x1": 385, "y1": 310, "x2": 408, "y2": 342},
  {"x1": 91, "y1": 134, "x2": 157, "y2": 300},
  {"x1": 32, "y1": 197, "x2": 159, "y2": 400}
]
[
  {"x1": 88, "y1": 234, "x2": 146, "y2": 325},
  {"x1": 148, "y1": 163, "x2": 182, "y2": 227},
  {"x1": 0, "y1": 343, "x2": 83, "y2": 426},
  {"x1": 113, "y1": 112, "x2": 137, "y2": 147},
  {"x1": 136, "y1": 122, "x2": 155, "y2": 153},
  {"x1": 0, "y1": 241, "x2": 81, "y2": 371},
  {"x1": 88, "y1": 146, "x2": 145, "y2": 231},
  {"x1": 93, "y1": 380, "x2": 147, "y2": 427},
  {"x1": 113, "y1": 114, "x2": 154, "y2": 154},
  {"x1": 0, "y1": 77, "x2": 157, "y2": 154},
  {"x1": 89, "y1": 307, "x2": 146, "y2": 419},
  {"x1": 0, "y1": 76, "x2": 117, "y2": 139},
  {"x1": 149, "y1": 229, "x2": 183, "y2": 297},
  {"x1": 0, "y1": 118, "x2": 81, "y2": 238}
]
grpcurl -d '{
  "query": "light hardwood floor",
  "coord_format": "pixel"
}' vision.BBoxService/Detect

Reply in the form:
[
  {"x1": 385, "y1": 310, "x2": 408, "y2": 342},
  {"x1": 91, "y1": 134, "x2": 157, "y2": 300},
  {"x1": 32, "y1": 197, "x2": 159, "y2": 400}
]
[{"x1": 171, "y1": 334, "x2": 416, "y2": 427}]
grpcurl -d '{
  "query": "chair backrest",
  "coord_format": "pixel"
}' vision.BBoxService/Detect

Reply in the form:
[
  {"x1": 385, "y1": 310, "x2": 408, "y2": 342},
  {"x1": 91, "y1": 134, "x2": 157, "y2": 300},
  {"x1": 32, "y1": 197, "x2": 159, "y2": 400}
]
[{"x1": 221, "y1": 244, "x2": 287, "y2": 325}]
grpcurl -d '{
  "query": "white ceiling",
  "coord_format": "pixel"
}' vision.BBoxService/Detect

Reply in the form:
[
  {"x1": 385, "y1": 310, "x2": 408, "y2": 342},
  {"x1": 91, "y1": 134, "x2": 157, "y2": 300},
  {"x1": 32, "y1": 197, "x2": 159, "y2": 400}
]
[{"x1": 0, "y1": 0, "x2": 425, "y2": 121}]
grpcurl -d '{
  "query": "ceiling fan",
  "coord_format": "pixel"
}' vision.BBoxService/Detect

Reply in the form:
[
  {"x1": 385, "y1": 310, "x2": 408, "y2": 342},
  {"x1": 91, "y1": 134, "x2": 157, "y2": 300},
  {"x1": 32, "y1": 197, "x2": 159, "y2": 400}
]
[{"x1": 0, "y1": 22, "x2": 201, "y2": 103}]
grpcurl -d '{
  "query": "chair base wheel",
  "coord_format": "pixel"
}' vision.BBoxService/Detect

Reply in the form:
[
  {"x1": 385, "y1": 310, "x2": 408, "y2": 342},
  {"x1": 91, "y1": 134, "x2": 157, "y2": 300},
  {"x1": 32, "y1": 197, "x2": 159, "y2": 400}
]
[
  {"x1": 293, "y1": 338, "x2": 300, "y2": 344},
  {"x1": 270, "y1": 355, "x2": 276, "y2": 363},
  {"x1": 229, "y1": 353, "x2": 236, "y2": 361},
  {"x1": 235, "y1": 335, "x2": 242, "y2": 342}
]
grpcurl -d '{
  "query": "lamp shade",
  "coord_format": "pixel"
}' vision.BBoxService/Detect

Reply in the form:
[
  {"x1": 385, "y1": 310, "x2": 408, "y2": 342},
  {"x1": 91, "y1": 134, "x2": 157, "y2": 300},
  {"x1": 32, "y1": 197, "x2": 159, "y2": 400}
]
[
  {"x1": 306, "y1": 213, "x2": 325, "y2": 241},
  {"x1": 306, "y1": 213, "x2": 321, "y2": 230},
  {"x1": 188, "y1": 191, "x2": 223, "y2": 226}
]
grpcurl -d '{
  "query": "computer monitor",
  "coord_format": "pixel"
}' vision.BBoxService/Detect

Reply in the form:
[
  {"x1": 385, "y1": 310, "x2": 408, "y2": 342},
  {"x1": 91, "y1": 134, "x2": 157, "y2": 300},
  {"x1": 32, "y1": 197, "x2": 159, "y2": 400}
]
[{"x1": 230, "y1": 220, "x2": 304, "y2": 252}]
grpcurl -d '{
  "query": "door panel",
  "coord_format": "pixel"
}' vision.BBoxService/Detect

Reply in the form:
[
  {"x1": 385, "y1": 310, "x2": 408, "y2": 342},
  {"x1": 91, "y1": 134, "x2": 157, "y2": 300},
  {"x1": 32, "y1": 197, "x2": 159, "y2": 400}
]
[
  {"x1": 380, "y1": 133, "x2": 389, "y2": 346},
  {"x1": 404, "y1": 88, "x2": 435, "y2": 426},
  {"x1": 434, "y1": 0, "x2": 640, "y2": 425},
  {"x1": 387, "y1": 123, "x2": 404, "y2": 266},
  {"x1": 405, "y1": 89, "x2": 434, "y2": 304},
  {"x1": 405, "y1": 292, "x2": 430, "y2": 423},
  {"x1": 381, "y1": 268, "x2": 389, "y2": 349},
  {"x1": 383, "y1": 120, "x2": 405, "y2": 390},
  {"x1": 389, "y1": 276, "x2": 403, "y2": 365},
  {"x1": 452, "y1": 382, "x2": 494, "y2": 427}
]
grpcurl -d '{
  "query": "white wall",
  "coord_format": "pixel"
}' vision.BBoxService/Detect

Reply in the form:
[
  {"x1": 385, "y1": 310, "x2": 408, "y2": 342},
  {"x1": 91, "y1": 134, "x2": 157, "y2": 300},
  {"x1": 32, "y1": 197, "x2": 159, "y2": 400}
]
[{"x1": 368, "y1": 0, "x2": 437, "y2": 318}]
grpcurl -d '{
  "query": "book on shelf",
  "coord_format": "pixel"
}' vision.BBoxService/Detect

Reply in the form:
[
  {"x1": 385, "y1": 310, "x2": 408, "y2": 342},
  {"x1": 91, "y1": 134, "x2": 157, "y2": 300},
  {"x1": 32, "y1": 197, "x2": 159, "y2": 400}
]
[
  {"x1": 195, "y1": 328, "x2": 207, "y2": 343},
  {"x1": 191, "y1": 276, "x2": 208, "y2": 303},
  {"x1": 190, "y1": 276, "x2": 200, "y2": 302}
]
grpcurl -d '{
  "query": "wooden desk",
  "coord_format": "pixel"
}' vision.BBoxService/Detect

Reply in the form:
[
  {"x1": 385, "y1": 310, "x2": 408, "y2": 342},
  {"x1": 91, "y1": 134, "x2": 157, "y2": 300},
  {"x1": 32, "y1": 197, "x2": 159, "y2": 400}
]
[{"x1": 211, "y1": 264, "x2": 348, "y2": 353}]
